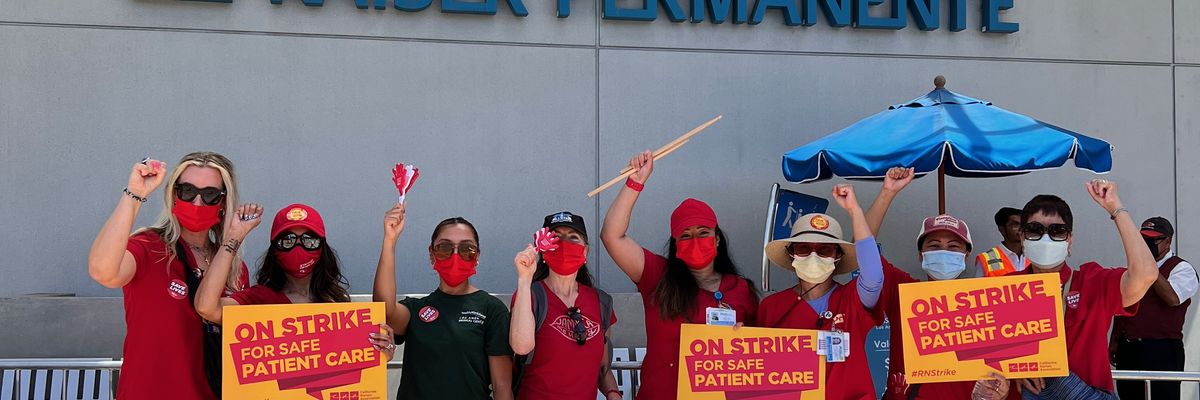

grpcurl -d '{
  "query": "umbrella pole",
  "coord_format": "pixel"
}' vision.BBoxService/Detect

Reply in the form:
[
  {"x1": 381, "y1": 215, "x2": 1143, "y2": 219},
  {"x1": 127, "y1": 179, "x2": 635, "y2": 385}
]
[{"x1": 938, "y1": 164, "x2": 946, "y2": 214}]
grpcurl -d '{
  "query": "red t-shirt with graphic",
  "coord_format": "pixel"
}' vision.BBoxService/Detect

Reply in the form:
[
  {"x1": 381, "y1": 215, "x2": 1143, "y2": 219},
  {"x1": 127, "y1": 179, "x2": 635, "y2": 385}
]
[
  {"x1": 756, "y1": 280, "x2": 881, "y2": 400},
  {"x1": 514, "y1": 281, "x2": 617, "y2": 400},
  {"x1": 635, "y1": 249, "x2": 759, "y2": 400},
  {"x1": 118, "y1": 231, "x2": 248, "y2": 400}
]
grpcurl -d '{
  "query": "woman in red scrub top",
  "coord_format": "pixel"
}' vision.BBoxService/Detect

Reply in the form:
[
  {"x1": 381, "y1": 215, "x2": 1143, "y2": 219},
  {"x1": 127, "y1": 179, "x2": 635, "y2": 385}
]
[
  {"x1": 599, "y1": 150, "x2": 760, "y2": 400},
  {"x1": 757, "y1": 184, "x2": 885, "y2": 400}
]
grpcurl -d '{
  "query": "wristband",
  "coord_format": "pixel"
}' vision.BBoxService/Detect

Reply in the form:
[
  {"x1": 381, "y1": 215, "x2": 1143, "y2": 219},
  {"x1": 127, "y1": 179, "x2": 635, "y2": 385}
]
[
  {"x1": 1110, "y1": 207, "x2": 1128, "y2": 220},
  {"x1": 625, "y1": 178, "x2": 644, "y2": 192},
  {"x1": 123, "y1": 188, "x2": 148, "y2": 203},
  {"x1": 604, "y1": 389, "x2": 623, "y2": 397}
]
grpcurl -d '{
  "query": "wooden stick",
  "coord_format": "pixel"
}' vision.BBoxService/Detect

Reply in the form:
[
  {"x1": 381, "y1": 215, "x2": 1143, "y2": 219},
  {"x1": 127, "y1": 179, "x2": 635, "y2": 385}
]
[
  {"x1": 588, "y1": 115, "x2": 722, "y2": 198},
  {"x1": 586, "y1": 139, "x2": 692, "y2": 198},
  {"x1": 617, "y1": 115, "x2": 723, "y2": 175}
]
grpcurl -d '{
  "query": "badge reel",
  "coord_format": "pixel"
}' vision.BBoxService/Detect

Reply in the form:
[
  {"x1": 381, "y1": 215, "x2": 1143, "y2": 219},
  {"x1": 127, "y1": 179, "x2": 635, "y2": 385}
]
[
  {"x1": 816, "y1": 311, "x2": 850, "y2": 363},
  {"x1": 705, "y1": 291, "x2": 736, "y2": 326}
]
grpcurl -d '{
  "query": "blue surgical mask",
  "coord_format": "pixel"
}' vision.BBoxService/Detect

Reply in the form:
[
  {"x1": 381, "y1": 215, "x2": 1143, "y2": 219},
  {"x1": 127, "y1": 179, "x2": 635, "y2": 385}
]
[{"x1": 921, "y1": 250, "x2": 966, "y2": 280}]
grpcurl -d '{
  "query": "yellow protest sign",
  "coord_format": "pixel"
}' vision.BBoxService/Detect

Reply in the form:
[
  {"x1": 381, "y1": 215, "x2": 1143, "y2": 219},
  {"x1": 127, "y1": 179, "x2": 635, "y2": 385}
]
[
  {"x1": 677, "y1": 324, "x2": 825, "y2": 399},
  {"x1": 899, "y1": 273, "x2": 1068, "y2": 383},
  {"x1": 222, "y1": 302, "x2": 388, "y2": 399}
]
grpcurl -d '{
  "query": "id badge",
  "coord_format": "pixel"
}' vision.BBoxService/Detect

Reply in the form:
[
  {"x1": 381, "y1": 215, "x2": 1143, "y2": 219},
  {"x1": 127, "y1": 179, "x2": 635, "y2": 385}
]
[
  {"x1": 816, "y1": 331, "x2": 829, "y2": 356},
  {"x1": 827, "y1": 332, "x2": 847, "y2": 363},
  {"x1": 705, "y1": 307, "x2": 736, "y2": 326}
]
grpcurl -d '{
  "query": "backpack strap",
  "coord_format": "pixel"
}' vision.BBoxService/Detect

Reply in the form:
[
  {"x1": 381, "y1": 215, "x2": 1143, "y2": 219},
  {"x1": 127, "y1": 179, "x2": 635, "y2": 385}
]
[
  {"x1": 512, "y1": 282, "x2": 549, "y2": 395},
  {"x1": 595, "y1": 287, "x2": 616, "y2": 389},
  {"x1": 596, "y1": 287, "x2": 613, "y2": 334}
]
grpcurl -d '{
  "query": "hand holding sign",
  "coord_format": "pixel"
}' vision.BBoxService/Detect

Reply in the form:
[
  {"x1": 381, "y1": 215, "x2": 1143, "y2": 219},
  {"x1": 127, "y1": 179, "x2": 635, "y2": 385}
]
[
  {"x1": 392, "y1": 163, "x2": 420, "y2": 204},
  {"x1": 533, "y1": 227, "x2": 560, "y2": 253},
  {"x1": 369, "y1": 323, "x2": 397, "y2": 361}
]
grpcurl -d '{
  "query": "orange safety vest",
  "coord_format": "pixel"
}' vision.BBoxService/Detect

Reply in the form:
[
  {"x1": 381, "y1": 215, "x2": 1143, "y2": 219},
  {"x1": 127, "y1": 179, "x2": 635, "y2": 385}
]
[{"x1": 976, "y1": 247, "x2": 1022, "y2": 277}]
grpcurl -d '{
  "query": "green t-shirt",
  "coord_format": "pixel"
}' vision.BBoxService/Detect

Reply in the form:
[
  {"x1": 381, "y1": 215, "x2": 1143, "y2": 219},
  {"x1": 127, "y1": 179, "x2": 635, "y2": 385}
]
[{"x1": 397, "y1": 289, "x2": 512, "y2": 400}]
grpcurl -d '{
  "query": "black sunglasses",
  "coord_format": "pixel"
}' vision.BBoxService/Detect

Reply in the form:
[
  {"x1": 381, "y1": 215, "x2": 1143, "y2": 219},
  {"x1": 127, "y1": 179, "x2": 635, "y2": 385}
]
[
  {"x1": 567, "y1": 307, "x2": 586, "y2": 346},
  {"x1": 174, "y1": 183, "x2": 226, "y2": 206},
  {"x1": 1022, "y1": 222, "x2": 1071, "y2": 242},
  {"x1": 274, "y1": 232, "x2": 323, "y2": 251}
]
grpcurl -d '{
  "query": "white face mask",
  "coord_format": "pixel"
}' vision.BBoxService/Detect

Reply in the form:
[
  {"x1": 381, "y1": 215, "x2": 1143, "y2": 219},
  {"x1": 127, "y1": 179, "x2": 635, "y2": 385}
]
[
  {"x1": 792, "y1": 253, "x2": 837, "y2": 284},
  {"x1": 921, "y1": 250, "x2": 967, "y2": 280},
  {"x1": 1024, "y1": 236, "x2": 1069, "y2": 268}
]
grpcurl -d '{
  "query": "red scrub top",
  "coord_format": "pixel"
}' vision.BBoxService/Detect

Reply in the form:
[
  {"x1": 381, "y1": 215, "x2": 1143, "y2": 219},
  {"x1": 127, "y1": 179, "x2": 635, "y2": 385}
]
[
  {"x1": 634, "y1": 249, "x2": 758, "y2": 400},
  {"x1": 756, "y1": 280, "x2": 881, "y2": 400},
  {"x1": 879, "y1": 259, "x2": 977, "y2": 399}
]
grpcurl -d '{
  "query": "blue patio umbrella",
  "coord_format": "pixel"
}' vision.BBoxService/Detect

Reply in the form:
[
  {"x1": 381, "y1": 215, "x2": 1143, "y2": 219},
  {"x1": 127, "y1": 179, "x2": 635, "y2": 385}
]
[{"x1": 781, "y1": 76, "x2": 1113, "y2": 213}]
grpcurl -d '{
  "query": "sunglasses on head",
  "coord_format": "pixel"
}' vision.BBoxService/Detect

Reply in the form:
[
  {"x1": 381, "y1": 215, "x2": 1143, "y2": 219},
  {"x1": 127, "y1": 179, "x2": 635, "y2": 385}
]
[
  {"x1": 1022, "y1": 222, "x2": 1071, "y2": 242},
  {"x1": 566, "y1": 307, "x2": 587, "y2": 346},
  {"x1": 174, "y1": 183, "x2": 226, "y2": 206},
  {"x1": 431, "y1": 242, "x2": 479, "y2": 262},
  {"x1": 274, "y1": 232, "x2": 323, "y2": 251},
  {"x1": 790, "y1": 243, "x2": 840, "y2": 259}
]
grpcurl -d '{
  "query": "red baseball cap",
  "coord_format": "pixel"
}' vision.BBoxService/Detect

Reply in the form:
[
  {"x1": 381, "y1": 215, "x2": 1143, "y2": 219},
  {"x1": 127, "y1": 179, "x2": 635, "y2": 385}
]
[
  {"x1": 917, "y1": 214, "x2": 973, "y2": 251},
  {"x1": 670, "y1": 198, "x2": 718, "y2": 238},
  {"x1": 270, "y1": 203, "x2": 326, "y2": 239}
]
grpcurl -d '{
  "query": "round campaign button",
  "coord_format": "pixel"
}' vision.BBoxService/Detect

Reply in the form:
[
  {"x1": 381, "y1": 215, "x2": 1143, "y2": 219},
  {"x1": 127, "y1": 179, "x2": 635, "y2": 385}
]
[
  {"x1": 167, "y1": 279, "x2": 189, "y2": 300},
  {"x1": 418, "y1": 306, "x2": 439, "y2": 323}
]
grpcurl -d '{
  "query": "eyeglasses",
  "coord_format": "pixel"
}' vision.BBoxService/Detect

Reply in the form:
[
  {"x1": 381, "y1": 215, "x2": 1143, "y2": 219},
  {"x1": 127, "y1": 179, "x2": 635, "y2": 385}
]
[
  {"x1": 790, "y1": 243, "x2": 839, "y2": 258},
  {"x1": 174, "y1": 183, "x2": 226, "y2": 206},
  {"x1": 1022, "y1": 222, "x2": 1071, "y2": 242},
  {"x1": 566, "y1": 307, "x2": 586, "y2": 346},
  {"x1": 274, "y1": 232, "x2": 323, "y2": 251},
  {"x1": 431, "y1": 242, "x2": 479, "y2": 262}
]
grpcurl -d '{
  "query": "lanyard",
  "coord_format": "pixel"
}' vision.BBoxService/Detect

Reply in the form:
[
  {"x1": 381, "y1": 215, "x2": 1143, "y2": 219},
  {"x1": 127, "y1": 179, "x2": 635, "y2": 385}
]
[{"x1": 1061, "y1": 269, "x2": 1074, "y2": 313}]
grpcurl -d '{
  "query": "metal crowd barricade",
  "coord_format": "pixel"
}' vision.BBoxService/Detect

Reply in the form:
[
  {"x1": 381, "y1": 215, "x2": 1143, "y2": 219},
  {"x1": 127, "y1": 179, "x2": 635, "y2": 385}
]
[
  {"x1": 0, "y1": 359, "x2": 120, "y2": 400},
  {"x1": 1111, "y1": 370, "x2": 1200, "y2": 399},
  {"x1": 6, "y1": 357, "x2": 1200, "y2": 400}
]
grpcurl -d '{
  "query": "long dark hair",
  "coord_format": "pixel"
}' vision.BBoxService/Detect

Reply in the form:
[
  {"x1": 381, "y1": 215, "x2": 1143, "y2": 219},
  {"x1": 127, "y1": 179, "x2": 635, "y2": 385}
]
[
  {"x1": 654, "y1": 227, "x2": 759, "y2": 320},
  {"x1": 531, "y1": 235, "x2": 594, "y2": 287},
  {"x1": 257, "y1": 241, "x2": 349, "y2": 303}
]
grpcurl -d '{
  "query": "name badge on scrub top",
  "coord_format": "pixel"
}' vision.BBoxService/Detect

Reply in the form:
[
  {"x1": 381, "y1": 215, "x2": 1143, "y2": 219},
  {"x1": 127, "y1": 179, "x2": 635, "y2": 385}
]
[
  {"x1": 705, "y1": 291, "x2": 736, "y2": 326},
  {"x1": 818, "y1": 331, "x2": 850, "y2": 362}
]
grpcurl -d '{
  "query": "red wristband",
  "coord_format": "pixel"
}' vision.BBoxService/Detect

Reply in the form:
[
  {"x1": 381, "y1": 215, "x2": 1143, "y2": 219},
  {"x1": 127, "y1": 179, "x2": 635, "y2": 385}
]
[
  {"x1": 625, "y1": 178, "x2": 644, "y2": 192},
  {"x1": 605, "y1": 389, "x2": 623, "y2": 396}
]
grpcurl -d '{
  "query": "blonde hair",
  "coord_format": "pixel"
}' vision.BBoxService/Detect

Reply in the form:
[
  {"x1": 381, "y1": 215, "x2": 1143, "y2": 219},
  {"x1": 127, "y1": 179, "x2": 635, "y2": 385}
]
[{"x1": 135, "y1": 151, "x2": 244, "y2": 292}]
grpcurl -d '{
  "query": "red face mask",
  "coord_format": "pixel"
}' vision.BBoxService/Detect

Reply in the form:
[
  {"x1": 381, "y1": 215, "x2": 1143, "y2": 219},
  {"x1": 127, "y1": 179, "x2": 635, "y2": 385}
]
[
  {"x1": 543, "y1": 241, "x2": 587, "y2": 276},
  {"x1": 276, "y1": 248, "x2": 320, "y2": 279},
  {"x1": 433, "y1": 254, "x2": 477, "y2": 287},
  {"x1": 173, "y1": 198, "x2": 221, "y2": 232},
  {"x1": 676, "y1": 236, "x2": 717, "y2": 269}
]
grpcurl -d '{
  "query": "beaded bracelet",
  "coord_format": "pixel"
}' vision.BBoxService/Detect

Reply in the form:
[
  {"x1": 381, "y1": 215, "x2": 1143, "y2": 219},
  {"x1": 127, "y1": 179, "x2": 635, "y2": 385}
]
[
  {"x1": 1110, "y1": 207, "x2": 1129, "y2": 220},
  {"x1": 122, "y1": 188, "x2": 148, "y2": 203}
]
